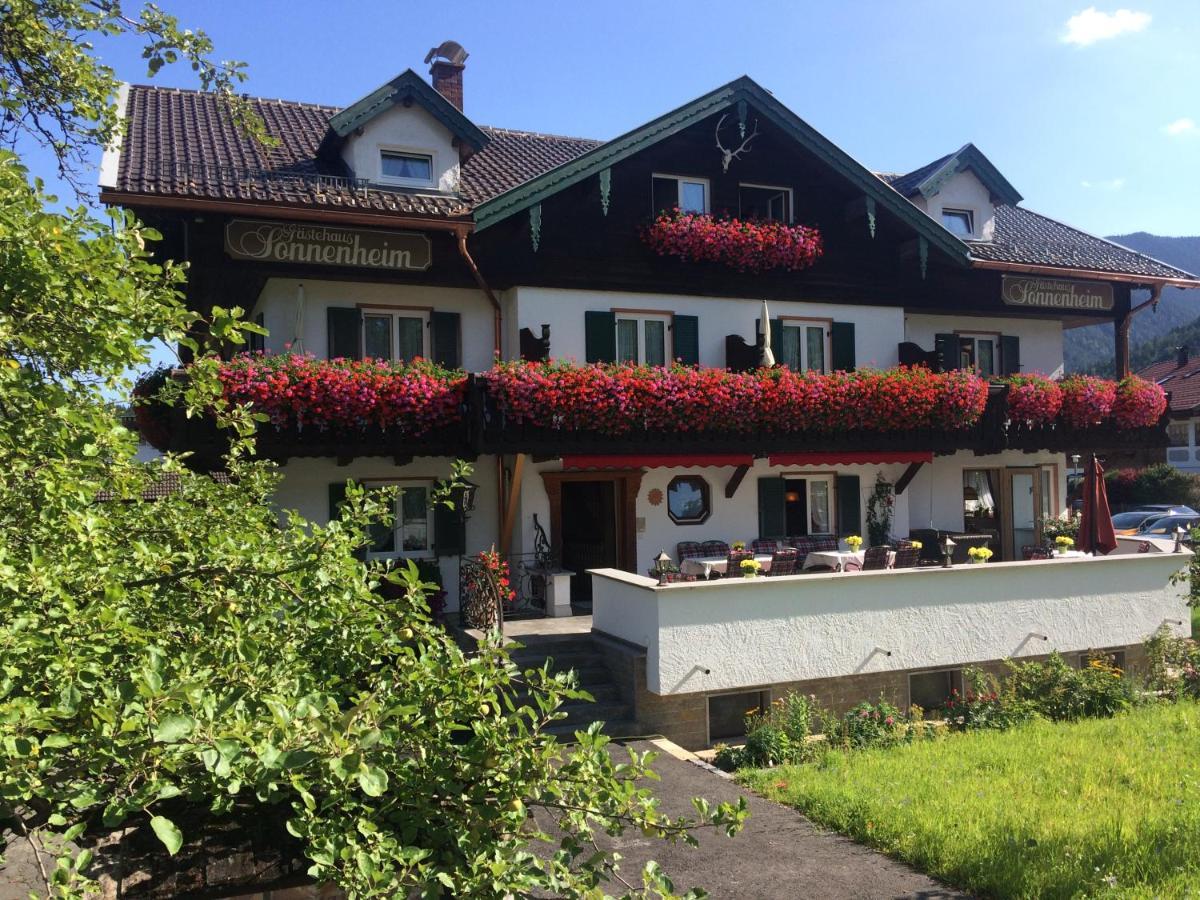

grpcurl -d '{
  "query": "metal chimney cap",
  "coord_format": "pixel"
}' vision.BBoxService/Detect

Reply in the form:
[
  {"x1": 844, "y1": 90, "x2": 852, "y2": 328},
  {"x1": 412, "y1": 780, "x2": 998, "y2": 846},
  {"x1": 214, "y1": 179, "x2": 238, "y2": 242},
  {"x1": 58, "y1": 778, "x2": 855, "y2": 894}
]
[{"x1": 425, "y1": 41, "x2": 469, "y2": 66}]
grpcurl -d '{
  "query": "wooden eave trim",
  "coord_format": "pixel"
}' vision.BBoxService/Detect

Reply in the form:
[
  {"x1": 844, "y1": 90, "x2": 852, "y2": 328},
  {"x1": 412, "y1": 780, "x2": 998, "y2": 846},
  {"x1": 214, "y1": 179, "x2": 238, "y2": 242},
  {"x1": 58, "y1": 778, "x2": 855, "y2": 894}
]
[
  {"x1": 969, "y1": 257, "x2": 1200, "y2": 289},
  {"x1": 98, "y1": 191, "x2": 474, "y2": 233}
]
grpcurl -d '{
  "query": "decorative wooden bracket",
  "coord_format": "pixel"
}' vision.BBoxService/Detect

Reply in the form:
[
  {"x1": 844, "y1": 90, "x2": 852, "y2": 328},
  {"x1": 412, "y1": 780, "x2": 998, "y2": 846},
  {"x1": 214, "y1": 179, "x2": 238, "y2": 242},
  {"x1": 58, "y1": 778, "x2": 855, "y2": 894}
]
[
  {"x1": 599, "y1": 168, "x2": 611, "y2": 216},
  {"x1": 725, "y1": 464, "x2": 750, "y2": 499},
  {"x1": 529, "y1": 204, "x2": 542, "y2": 252},
  {"x1": 918, "y1": 236, "x2": 928, "y2": 280},
  {"x1": 843, "y1": 196, "x2": 876, "y2": 239},
  {"x1": 895, "y1": 461, "x2": 925, "y2": 496},
  {"x1": 866, "y1": 196, "x2": 876, "y2": 239}
]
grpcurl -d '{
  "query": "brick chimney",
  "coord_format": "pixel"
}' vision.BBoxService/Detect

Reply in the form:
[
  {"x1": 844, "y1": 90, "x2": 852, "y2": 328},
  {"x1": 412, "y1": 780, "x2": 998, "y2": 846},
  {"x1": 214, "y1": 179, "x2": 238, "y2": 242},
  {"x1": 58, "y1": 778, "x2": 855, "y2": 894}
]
[
  {"x1": 425, "y1": 41, "x2": 468, "y2": 112},
  {"x1": 1179, "y1": 345, "x2": 1190, "y2": 368}
]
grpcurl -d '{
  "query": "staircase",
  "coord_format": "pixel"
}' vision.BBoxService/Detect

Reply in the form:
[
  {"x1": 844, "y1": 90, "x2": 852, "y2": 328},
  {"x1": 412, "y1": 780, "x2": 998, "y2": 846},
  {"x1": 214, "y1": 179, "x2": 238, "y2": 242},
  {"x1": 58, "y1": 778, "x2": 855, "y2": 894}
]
[{"x1": 506, "y1": 633, "x2": 639, "y2": 739}]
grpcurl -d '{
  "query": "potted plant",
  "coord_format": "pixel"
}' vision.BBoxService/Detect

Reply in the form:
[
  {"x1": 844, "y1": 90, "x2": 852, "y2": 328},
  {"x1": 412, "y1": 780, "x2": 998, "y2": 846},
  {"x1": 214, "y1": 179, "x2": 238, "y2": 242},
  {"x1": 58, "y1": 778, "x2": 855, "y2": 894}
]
[
  {"x1": 732, "y1": 540, "x2": 747, "y2": 551},
  {"x1": 967, "y1": 546, "x2": 992, "y2": 565},
  {"x1": 1055, "y1": 535, "x2": 1075, "y2": 556},
  {"x1": 845, "y1": 535, "x2": 863, "y2": 552},
  {"x1": 741, "y1": 558, "x2": 763, "y2": 579}
]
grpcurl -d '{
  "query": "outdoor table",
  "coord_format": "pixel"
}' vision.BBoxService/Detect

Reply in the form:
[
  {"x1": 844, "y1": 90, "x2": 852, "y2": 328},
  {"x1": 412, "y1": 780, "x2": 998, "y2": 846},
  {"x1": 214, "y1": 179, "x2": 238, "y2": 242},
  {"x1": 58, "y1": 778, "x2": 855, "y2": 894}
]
[
  {"x1": 679, "y1": 554, "x2": 774, "y2": 578},
  {"x1": 1051, "y1": 550, "x2": 1090, "y2": 559},
  {"x1": 803, "y1": 549, "x2": 863, "y2": 571}
]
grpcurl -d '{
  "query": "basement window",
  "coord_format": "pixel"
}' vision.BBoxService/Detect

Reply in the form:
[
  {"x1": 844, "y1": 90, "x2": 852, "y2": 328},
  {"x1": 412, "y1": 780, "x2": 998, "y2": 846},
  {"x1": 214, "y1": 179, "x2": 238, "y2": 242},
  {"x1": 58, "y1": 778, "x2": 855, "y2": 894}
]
[
  {"x1": 909, "y1": 668, "x2": 963, "y2": 714},
  {"x1": 708, "y1": 690, "x2": 769, "y2": 741}
]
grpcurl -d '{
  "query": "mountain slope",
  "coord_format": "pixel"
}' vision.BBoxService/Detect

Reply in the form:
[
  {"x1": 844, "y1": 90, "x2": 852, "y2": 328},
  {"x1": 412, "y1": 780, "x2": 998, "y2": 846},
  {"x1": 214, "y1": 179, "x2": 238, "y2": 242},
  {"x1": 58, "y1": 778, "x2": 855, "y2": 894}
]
[{"x1": 1063, "y1": 233, "x2": 1200, "y2": 375}]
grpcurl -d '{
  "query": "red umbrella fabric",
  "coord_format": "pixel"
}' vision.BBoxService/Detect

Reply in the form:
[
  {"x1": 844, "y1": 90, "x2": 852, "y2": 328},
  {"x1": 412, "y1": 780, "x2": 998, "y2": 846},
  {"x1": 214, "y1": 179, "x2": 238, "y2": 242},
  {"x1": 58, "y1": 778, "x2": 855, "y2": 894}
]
[{"x1": 1077, "y1": 455, "x2": 1117, "y2": 556}]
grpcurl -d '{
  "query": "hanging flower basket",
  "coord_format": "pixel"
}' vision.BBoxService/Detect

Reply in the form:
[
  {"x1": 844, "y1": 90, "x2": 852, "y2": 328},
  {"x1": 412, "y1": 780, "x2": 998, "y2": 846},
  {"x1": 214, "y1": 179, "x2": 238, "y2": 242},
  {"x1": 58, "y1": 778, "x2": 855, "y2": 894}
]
[
  {"x1": 1004, "y1": 373, "x2": 1063, "y2": 427},
  {"x1": 642, "y1": 211, "x2": 823, "y2": 274},
  {"x1": 1059, "y1": 375, "x2": 1118, "y2": 428},
  {"x1": 1112, "y1": 376, "x2": 1168, "y2": 429}
]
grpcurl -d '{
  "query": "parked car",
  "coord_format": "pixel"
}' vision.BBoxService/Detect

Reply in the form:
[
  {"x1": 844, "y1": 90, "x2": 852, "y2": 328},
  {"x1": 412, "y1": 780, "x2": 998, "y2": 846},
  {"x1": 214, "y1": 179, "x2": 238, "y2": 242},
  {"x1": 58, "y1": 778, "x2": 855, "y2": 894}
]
[
  {"x1": 1112, "y1": 511, "x2": 1163, "y2": 535},
  {"x1": 1134, "y1": 514, "x2": 1200, "y2": 538},
  {"x1": 1128, "y1": 504, "x2": 1197, "y2": 516}
]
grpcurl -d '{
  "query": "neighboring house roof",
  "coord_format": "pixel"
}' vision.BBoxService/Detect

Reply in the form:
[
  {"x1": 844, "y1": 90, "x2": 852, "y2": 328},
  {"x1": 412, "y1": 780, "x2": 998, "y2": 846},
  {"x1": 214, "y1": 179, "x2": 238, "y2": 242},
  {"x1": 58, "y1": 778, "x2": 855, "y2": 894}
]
[
  {"x1": 104, "y1": 81, "x2": 1200, "y2": 286},
  {"x1": 1138, "y1": 355, "x2": 1200, "y2": 414}
]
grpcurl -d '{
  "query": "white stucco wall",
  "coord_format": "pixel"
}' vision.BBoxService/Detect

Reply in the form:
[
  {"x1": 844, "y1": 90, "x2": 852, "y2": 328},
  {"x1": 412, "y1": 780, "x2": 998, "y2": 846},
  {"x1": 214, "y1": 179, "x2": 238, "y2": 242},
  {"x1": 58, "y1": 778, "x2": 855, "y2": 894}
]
[
  {"x1": 908, "y1": 168, "x2": 996, "y2": 241},
  {"x1": 904, "y1": 312, "x2": 1064, "y2": 378},
  {"x1": 339, "y1": 104, "x2": 460, "y2": 192},
  {"x1": 272, "y1": 455, "x2": 500, "y2": 612},
  {"x1": 591, "y1": 553, "x2": 1190, "y2": 695},
  {"x1": 254, "y1": 277, "x2": 494, "y2": 370},
  {"x1": 512, "y1": 287, "x2": 905, "y2": 369}
]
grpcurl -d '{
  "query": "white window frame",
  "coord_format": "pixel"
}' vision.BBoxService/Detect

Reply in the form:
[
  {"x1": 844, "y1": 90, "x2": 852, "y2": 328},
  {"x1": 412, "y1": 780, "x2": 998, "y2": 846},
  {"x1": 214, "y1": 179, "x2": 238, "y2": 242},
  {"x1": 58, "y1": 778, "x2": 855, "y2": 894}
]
[
  {"x1": 363, "y1": 480, "x2": 435, "y2": 560},
  {"x1": 1167, "y1": 419, "x2": 1197, "y2": 467},
  {"x1": 652, "y1": 173, "x2": 710, "y2": 214},
  {"x1": 806, "y1": 476, "x2": 834, "y2": 536},
  {"x1": 777, "y1": 318, "x2": 830, "y2": 373},
  {"x1": 378, "y1": 146, "x2": 436, "y2": 188},
  {"x1": 361, "y1": 308, "x2": 430, "y2": 362},
  {"x1": 738, "y1": 182, "x2": 794, "y2": 223},
  {"x1": 956, "y1": 333, "x2": 999, "y2": 377},
  {"x1": 614, "y1": 312, "x2": 672, "y2": 366},
  {"x1": 941, "y1": 208, "x2": 975, "y2": 238}
]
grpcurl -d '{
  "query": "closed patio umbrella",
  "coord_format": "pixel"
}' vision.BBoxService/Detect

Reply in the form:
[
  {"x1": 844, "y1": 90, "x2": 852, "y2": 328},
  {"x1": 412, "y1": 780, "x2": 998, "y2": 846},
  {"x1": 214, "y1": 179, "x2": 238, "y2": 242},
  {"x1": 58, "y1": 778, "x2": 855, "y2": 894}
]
[
  {"x1": 758, "y1": 300, "x2": 775, "y2": 368},
  {"x1": 1077, "y1": 454, "x2": 1117, "y2": 556}
]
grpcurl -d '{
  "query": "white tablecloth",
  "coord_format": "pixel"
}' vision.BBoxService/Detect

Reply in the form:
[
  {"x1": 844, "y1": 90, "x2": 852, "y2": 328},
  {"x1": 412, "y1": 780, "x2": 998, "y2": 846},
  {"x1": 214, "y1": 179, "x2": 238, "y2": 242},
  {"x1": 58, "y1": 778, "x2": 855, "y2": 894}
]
[
  {"x1": 802, "y1": 549, "x2": 863, "y2": 571},
  {"x1": 679, "y1": 553, "x2": 774, "y2": 578}
]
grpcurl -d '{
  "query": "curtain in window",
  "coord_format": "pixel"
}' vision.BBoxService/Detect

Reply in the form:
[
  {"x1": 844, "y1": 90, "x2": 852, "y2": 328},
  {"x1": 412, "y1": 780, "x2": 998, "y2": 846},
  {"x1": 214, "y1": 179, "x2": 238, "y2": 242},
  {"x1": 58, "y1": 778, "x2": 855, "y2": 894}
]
[{"x1": 965, "y1": 470, "x2": 996, "y2": 514}]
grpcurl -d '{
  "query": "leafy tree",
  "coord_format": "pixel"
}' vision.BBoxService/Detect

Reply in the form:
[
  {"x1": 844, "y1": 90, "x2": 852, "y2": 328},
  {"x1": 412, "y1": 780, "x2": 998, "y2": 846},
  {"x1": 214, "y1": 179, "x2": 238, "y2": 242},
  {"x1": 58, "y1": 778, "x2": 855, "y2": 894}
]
[{"x1": 0, "y1": 6, "x2": 746, "y2": 898}]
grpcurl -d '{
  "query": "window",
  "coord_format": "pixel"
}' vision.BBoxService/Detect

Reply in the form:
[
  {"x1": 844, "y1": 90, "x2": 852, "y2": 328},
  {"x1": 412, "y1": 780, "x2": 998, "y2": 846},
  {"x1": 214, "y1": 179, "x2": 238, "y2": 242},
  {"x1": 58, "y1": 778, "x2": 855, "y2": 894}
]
[
  {"x1": 708, "y1": 690, "x2": 769, "y2": 741},
  {"x1": 910, "y1": 669, "x2": 963, "y2": 713},
  {"x1": 667, "y1": 476, "x2": 711, "y2": 525},
  {"x1": 739, "y1": 184, "x2": 792, "y2": 222},
  {"x1": 942, "y1": 208, "x2": 974, "y2": 237},
  {"x1": 1040, "y1": 467, "x2": 1055, "y2": 522},
  {"x1": 652, "y1": 174, "x2": 709, "y2": 214},
  {"x1": 616, "y1": 313, "x2": 671, "y2": 366},
  {"x1": 958, "y1": 334, "x2": 998, "y2": 377},
  {"x1": 365, "y1": 482, "x2": 433, "y2": 559},
  {"x1": 778, "y1": 322, "x2": 827, "y2": 373},
  {"x1": 1079, "y1": 650, "x2": 1126, "y2": 670},
  {"x1": 1167, "y1": 420, "x2": 1194, "y2": 465},
  {"x1": 784, "y1": 476, "x2": 834, "y2": 536},
  {"x1": 380, "y1": 150, "x2": 433, "y2": 186},
  {"x1": 361, "y1": 310, "x2": 429, "y2": 362},
  {"x1": 963, "y1": 469, "x2": 999, "y2": 536}
]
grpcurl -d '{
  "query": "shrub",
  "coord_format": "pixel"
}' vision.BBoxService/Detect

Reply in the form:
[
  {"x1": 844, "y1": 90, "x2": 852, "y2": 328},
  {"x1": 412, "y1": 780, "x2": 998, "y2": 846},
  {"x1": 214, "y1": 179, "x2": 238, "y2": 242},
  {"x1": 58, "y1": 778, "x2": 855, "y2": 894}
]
[
  {"x1": 1104, "y1": 462, "x2": 1200, "y2": 510},
  {"x1": 1144, "y1": 625, "x2": 1200, "y2": 699},
  {"x1": 942, "y1": 668, "x2": 1040, "y2": 732},
  {"x1": 1005, "y1": 652, "x2": 1134, "y2": 721},
  {"x1": 715, "y1": 692, "x2": 821, "y2": 770},
  {"x1": 1041, "y1": 514, "x2": 1079, "y2": 543},
  {"x1": 824, "y1": 698, "x2": 907, "y2": 750}
]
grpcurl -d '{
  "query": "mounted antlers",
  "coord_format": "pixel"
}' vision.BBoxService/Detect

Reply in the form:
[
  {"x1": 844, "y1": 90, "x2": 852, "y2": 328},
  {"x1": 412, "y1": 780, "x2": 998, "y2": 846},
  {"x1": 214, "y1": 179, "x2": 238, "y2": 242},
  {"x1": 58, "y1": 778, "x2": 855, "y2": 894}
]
[{"x1": 715, "y1": 113, "x2": 759, "y2": 173}]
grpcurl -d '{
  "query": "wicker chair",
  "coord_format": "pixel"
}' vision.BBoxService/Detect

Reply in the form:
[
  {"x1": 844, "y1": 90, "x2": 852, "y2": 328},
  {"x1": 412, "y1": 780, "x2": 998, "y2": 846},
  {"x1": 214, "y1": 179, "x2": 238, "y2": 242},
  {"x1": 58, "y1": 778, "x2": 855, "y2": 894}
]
[
  {"x1": 892, "y1": 547, "x2": 920, "y2": 569},
  {"x1": 860, "y1": 545, "x2": 892, "y2": 571},
  {"x1": 1022, "y1": 545, "x2": 1053, "y2": 560},
  {"x1": 811, "y1": 534, "x2": 839, "y2": 552},
  {"x1": 676, "y1": 541, "x2": 704, "y2": 561},
  {"x1": 767, "y1": 547, "x2": 799, "y2": 576},
  {"x1": 724, "y1": 549, "x2": 754, "y2": 577},
  {"x1": 701, "y1": 540, "x2": 730, "y2": 558},
  {"x1": 751, "y1": 538, "x2": 778, "y2": 555}
]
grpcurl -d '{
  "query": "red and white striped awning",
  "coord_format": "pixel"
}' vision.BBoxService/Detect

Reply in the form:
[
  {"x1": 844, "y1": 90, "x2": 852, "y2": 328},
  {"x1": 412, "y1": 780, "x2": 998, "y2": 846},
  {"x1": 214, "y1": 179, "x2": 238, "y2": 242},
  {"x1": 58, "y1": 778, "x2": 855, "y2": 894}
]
[
  {"x1": 561, "y1": 453, "x2": 754, "y2": 470},
  {"x1": 767, "y1": 451, "x2": 932, "y2": 467}
]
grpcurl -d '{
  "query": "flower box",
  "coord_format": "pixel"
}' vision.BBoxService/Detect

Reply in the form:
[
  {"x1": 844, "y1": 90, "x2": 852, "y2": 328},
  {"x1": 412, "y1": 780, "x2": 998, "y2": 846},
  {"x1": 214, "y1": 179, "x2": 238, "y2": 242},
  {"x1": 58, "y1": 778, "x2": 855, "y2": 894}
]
[{"x1": 642, "y1": 211, "x2": 823, "y2": 274}]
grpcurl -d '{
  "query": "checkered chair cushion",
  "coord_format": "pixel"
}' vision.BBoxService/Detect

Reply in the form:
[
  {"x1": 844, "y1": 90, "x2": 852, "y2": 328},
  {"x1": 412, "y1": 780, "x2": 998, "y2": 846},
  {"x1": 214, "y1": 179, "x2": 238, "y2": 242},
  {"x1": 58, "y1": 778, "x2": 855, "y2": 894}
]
[
  {"x1": 892, "y1": 547, "x2": 921, "y2": 569},
  {"x1": 788, "y1": 537, "x2": 816, "y2": 557},
  {"x1": 677, "y1": 541, "x2": 705, "y2": 561},
  {"x1": 767, "y1": 548, "x2": 799, "y2": 576},
  {"x1": 751, "y1": 538, "x2": 778, "y2": 554},
  {"x1": 701, "y1": 540, "x2": 730, "y2": 557},
  {"x1": 724, "y1": 549, "x2": 754, "y2": 578},
  {"x1": 811, "y1": 535, "x2": 838, "y2": 552}
]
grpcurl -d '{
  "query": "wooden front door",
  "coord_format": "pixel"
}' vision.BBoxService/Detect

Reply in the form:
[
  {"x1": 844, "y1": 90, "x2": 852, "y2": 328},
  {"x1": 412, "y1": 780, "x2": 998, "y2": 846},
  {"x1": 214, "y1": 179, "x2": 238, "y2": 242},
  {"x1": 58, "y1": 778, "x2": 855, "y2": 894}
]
[{"x1": 1001, "y1": 467, "x2": 1044, "y2": 562}]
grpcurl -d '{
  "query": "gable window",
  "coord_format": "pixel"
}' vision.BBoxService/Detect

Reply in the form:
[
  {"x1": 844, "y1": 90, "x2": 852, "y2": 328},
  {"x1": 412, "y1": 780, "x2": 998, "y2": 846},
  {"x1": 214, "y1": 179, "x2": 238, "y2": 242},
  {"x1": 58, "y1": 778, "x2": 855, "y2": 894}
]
[
  {"x1": 652, "y1": 174, "x2": 709, "y2": 215},
  {"x1": 380, "y1": 150, "x2": 433, "y2": 186},
  {"x1": 941, "y1": 208, "x2": 974, "y2": 237},
  {"x1": 616, "y1": 313, "x2": 671, "y2": 366},
  {"x1": 362, "y1": 310, "x2": 429, "y2": 362},
  {"x1": 365, "y1": 482, "x2": 433, "y2": 559},
  {"x1": 957, "y1": 334, "x2": 997, "y2": 377},
  {"x1": 739, "y1": 184, "x2": 792, "y2": 223},
  {"x1": 778, "y1": 321, "x2": 827, "y2": 373}
]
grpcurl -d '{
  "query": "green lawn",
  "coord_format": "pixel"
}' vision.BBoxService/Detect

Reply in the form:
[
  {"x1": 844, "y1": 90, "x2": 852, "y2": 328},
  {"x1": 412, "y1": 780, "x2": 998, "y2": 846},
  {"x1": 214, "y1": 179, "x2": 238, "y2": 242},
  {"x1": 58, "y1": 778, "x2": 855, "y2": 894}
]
[{"x1": 741, "y1": 703, "x2": 1200, "y2": 899}]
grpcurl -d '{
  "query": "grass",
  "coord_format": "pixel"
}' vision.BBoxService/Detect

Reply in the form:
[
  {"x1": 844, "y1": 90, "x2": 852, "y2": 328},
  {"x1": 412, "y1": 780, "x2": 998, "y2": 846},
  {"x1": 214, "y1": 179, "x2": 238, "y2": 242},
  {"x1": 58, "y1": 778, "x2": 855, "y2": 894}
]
[{"x1": 741, "y1": 702, "x2": 1200, "y2": 899}]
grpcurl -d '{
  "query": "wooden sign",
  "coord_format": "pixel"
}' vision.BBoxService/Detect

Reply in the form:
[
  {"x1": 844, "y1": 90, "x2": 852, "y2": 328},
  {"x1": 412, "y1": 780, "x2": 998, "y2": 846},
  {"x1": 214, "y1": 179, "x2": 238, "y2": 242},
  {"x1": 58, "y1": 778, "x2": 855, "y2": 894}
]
[
  {"x1": 224, "y1": 219, "x2": 431, "y2": 271},
  {"x1": 1001, "y1": 275, "x2": 1113, "y2": 312}
]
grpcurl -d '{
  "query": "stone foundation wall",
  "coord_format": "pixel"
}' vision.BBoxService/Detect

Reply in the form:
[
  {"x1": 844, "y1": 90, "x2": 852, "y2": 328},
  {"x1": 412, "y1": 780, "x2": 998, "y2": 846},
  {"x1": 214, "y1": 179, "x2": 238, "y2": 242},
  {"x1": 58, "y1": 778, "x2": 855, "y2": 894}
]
[{"x1": 594, "y1": 632, "x2": 1150, "y2": 750}]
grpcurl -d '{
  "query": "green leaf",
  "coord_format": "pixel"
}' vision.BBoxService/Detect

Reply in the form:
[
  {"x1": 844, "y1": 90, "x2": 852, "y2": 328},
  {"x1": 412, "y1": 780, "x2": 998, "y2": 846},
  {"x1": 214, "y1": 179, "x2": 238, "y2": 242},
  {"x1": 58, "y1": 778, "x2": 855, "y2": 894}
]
[
  {"x1": 152, "y1": 713, "x2": 196, "y2": 743},
  {"x1": 358, "y1": 766, "x2": 388, "y2": 798},
  {"x1": 150, "y1": 815, "x2": 183, "y2": 855}
]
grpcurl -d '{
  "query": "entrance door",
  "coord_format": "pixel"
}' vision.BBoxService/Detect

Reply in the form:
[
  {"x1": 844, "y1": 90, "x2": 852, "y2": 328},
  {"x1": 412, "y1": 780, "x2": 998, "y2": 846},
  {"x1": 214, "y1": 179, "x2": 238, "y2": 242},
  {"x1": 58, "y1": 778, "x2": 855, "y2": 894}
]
[
  {"x1": 1002, "y1": 467, "x2": 1043, "y2": 561},
  {"x1": 560, "y1": 481, "x2": 619, "y2": 609}
]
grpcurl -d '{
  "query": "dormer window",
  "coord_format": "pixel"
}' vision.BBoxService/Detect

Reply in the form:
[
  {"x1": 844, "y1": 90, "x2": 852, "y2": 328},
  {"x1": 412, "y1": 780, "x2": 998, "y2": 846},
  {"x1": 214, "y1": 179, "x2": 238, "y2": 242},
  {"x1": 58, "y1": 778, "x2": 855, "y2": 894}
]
[
  {"x1": 942, "y1": 208, "x2": 974, "y2": 237},
  {"x1": 380, "y1": 149, "x2": 434, "y2": 187}
]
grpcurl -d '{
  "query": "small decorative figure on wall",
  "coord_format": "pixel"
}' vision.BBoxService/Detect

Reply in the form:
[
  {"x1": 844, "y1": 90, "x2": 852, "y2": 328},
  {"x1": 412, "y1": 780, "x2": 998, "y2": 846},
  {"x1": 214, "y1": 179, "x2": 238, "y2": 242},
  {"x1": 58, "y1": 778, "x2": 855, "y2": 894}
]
[{"x1": 647, "y1": 487, "x2": 664, "y2": 507}]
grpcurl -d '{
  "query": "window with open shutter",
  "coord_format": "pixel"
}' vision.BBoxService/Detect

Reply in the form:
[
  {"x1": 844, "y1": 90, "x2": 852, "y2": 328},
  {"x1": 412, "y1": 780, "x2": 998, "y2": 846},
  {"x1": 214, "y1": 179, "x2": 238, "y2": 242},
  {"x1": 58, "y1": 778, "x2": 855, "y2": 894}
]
[
  {"x1": 327, "y1": 307, "x2": 362, "y2": 360},
  {"x1": 1000, "y1": 335, "x2": 1021, "y2": 376},
  {"x1": 328, "y1": 481, "x2": 367, "y2": 561},
  {"x1": 672, "y1": 314, "x2": 699, "y2": 365},
  {"x1": 757, "y1": 477, "x2": 787, "y2": 539},
  {"x1": 836, "y1": 475, "x2": 861, "y2": 537},
  {"x1": 433, "y1": 487, "x2": 466, "y2": 556},
  {"x1": 430, "y1": 311, "x2": 461, "y2": 368},
  {"x1": 831, "y1": 322, "x2": 855, "y2": 371},
  {"x1": 585, "y1": 310, "x2": 617, "y2": 363}
]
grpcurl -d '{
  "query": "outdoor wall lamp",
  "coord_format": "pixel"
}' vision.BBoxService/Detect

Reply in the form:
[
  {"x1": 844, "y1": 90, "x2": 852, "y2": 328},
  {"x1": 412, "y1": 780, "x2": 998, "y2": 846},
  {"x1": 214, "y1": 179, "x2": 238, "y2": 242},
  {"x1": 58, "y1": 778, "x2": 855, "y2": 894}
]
[
  {"x1": 1174, "y1": 526, "x2": 1187, "y2": 553},
  {"x1": 941, "y1": 535, "x2": 956, "y2": 568},
  {"x1": 460, "y1": 480, "x2": 479, "y2": 513}
]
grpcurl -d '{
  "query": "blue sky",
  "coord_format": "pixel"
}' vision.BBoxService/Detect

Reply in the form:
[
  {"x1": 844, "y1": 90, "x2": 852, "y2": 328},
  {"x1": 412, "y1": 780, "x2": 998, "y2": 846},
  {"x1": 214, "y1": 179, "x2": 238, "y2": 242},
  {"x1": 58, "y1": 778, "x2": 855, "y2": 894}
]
[{"x1": 30, "y1": 0, "x2": 1200, "y2": 236}]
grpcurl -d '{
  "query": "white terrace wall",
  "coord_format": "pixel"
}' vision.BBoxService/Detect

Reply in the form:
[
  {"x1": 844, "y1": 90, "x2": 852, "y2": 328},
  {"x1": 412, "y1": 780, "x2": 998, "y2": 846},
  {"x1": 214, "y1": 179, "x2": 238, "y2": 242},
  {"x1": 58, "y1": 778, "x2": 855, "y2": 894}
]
[{"x1": 591, "y1": 553, "x2": 1189, "y2": 695}]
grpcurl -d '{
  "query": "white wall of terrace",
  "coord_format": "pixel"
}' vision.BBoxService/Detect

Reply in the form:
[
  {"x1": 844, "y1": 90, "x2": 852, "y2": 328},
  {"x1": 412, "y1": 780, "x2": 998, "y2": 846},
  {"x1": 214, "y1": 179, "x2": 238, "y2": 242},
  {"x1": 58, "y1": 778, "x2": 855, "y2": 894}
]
[{"x1": 590, "y1": 553, "x2": 1190, "y2": 696}]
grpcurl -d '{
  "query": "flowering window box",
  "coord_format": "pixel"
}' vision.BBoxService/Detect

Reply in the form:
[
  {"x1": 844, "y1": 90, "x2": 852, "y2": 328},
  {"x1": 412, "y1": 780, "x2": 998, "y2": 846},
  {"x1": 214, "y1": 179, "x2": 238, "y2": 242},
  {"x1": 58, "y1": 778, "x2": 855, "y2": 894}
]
[{"x1": 642, "y1": 211, "x2": 823, "y2": 274}]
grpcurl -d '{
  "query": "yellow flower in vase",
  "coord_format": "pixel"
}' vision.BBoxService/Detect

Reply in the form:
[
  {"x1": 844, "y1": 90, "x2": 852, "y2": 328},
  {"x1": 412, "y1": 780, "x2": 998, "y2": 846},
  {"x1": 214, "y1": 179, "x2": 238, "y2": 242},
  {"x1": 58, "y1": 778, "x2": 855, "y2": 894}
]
[
  {"x1": 845, "y1": 535, "x2": 863, "y2": 551},
  {"x1": 740, "y1": 558, "x2": 762, "y2": 578}
]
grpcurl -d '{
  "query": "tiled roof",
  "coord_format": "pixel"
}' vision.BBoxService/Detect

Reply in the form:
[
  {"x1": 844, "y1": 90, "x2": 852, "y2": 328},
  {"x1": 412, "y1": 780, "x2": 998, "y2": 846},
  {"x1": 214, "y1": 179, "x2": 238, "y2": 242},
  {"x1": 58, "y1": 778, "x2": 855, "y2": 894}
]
[
  {"x1": 879, "y1": 155, "x2": 952, "y2": 197},
  {"x1": 1138, "y1": 355, "x2": 1200, "y2": 414},
  {"x1": 968, "y1": 205, "x2": 1197, "y2": 281},
  {"x1": 110, "y1": 85, "x2": 598, "y2": 219}
]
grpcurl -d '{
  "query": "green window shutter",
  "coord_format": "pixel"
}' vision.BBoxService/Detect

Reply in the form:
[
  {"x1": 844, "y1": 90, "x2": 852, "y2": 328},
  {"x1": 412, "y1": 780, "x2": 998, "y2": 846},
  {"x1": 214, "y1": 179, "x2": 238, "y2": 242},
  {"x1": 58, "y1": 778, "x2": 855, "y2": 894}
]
[
  {"x1": 1000, "y1": 335, "x2": 1021, "y2": 376},
  {"x1": 757, "y1": 477, "x2": 787, "y2": 539},
  {"x1": 831, "y1": 322, "x2": 855, "y2": 371},
  {"x1": 329, "y1": 481, "x2": 366, "y2": 561},
  {"x1": 430, "y1": 311, "x2": 462, "y2": 368},
  {"x1": 327, "y1": 306, "x2": 362, "y2": 360},
  {"x1": 585, "y1": 310, "x2": 617, "y2": 363},
  {"x1": 934, "y1": 333, "x2": 956, "y2": 372},
  {"x1": 433, "y1": 488, "x2": 467, "y2": 556},
  {"x1": 836, "y1": 475, "x2": 861, "y2": 537},
  {"x1": 770, "y1": 318, "x2": 784, "y2": 364},
  {"x1": 672, "y1": 314, "x2": 699, "y2": 365}
]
